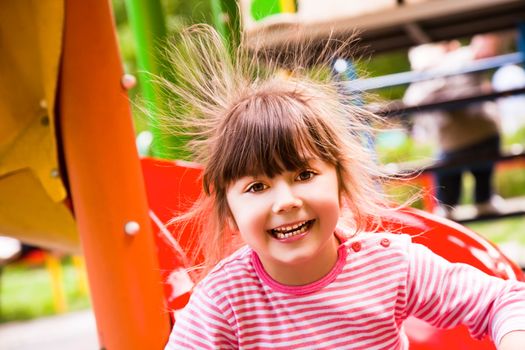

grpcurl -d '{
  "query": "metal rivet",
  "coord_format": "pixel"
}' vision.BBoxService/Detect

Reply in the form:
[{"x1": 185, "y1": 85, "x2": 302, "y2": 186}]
[
  {"x1": 124, "y1": 221, "x2": 140, "y2": 236},
  {"x1": 120, "y1": 74, "x2": 137, "y2": 90},
  {"x1": 50, "y1": 168, "x2": 60, "y2": 178},
  {"x1": 39, "y1": 99, "x2": 48, "y2": 109}
]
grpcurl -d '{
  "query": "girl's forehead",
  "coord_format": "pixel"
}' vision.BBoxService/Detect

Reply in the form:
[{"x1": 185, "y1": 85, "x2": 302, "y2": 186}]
[
  {"x1": 248, "y1": 151, "x2": 316, "y2": 174},
  {"x1": 235, "y1": 155, "x2": 329, "y2": 180}
]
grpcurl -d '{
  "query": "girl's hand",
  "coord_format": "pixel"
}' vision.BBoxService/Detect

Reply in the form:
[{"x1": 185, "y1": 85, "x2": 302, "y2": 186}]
[{"x1": 499, "y1": 330, "x2": 525, "y2": 350}]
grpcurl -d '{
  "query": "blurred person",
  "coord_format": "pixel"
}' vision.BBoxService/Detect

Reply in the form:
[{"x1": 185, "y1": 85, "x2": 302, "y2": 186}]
[{"x1": 403, "y1": 34, "x2": 505, "y2": 219}]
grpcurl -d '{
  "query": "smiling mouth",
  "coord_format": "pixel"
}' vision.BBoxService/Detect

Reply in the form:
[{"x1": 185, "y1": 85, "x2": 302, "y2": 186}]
[{"x1": 269, "y1": 220, "x2": 315, "y2": 240}]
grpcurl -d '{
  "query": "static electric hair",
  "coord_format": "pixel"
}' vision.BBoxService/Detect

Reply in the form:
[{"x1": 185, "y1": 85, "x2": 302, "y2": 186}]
[{"x1": 160, "y1": 25, "x2": 394, "y2": 281}]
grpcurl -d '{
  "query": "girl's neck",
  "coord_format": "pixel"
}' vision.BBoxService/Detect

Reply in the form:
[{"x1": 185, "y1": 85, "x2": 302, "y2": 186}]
[{"x1": 258, "y1": 233, "x2": 342, "y2": 286}]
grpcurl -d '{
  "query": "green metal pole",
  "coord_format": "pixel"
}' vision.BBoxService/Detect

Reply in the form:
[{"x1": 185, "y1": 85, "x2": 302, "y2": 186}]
[
  {"x1": 210, "y1": 0, "x2": 240, "y2": 52},
  {"x1": 125, "y1": 0, "x2": 182, "y2": 159}
]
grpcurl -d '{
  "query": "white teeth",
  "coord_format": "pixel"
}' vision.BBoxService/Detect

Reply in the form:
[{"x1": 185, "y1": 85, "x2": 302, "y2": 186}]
[
  {"x1": 274, "y1": 221, "x2": 311, "y2": 239},
  {"x1": 273, "y1": 221, "x2": 306, "y2": 233}
]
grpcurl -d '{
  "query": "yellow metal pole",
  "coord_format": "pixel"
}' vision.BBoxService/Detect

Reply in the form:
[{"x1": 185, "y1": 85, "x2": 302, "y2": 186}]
[
  {"x1": 45, "y1": 253, "x2": 67, "y2": 314},
  {"x1": 72, "y1": 255, "x2": 88, "y2": 297}
]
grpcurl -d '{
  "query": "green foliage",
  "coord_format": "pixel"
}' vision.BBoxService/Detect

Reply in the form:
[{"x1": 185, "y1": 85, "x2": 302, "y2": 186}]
[
  {"x1": 357, "y1": 49, "x2": 410, "y2": 100},
  {"x1": 375, "y1": 129, "x2": 434, "y2": 164},
  {"x1": 162, "y1": 0, "x2": 214, "y2": 27},
  {"x1": 496, "y1": 167, "x2": 525, "y2": 198},
  {"x1": 503, "y1": 125, "x2": 525, "y2": 146}
]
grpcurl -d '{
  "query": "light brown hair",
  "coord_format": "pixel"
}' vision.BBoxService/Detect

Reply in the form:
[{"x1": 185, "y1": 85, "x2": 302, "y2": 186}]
[{"x1": 160, "y1": 25, "x2": 392, "y2": 281}]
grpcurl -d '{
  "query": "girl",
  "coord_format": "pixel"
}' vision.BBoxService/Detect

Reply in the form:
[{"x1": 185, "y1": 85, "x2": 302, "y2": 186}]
[{"x1": 163, "y1": 25, "x2": 525, "y2": 349}]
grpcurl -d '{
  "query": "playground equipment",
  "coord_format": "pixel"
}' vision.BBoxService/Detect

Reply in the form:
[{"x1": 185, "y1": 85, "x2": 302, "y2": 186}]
[
  {"x1": 1, "y1": 1, "x2": 169, "y2": 348},
  {"x1": 1, "y1": 0, "x2": 525, "y2": 349}
]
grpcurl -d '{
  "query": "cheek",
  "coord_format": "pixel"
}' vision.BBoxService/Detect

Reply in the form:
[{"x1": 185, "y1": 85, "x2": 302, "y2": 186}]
[
  {"x1": 227, "y1": 196, "x2": 268, "y2": 235},
  {"x1": 316, "y1": 198, "x2": 341, "y2": 235},
  {"x1": 315, "y1": 195, "x2": 341, "y2": 219},
  {"x1": 308, "y1": 178, "x2": 341, "y2": 219}
]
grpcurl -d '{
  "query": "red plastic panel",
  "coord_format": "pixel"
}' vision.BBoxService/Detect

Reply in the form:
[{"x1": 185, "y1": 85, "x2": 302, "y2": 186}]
[
  {"x1": 141, "y1": 157, "x2": 203, "y2": 312},
  {"x1": 376, "y1": 208, "x2": 524, "y2": 281}
]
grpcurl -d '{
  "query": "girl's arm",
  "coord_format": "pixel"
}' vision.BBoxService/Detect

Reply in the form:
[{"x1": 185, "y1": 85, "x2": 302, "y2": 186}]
[
  {"x1": 404, "y1": 242, "x2": 525, "y2": 347},
  {"x1": 164, "y1": 286, "x2": 237, "y2": 349},
  {"x1": 499, "y1": 330, "x2": 525, "y2": 350}
]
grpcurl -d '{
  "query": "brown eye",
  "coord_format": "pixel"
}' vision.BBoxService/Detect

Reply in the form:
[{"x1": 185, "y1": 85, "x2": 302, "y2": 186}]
[
  {"x1": 247, "y1": 182, "x2": 267, "y2": 193},
  {"x1": 296, "y1": 170, "x2": 315, "y2": 181}
]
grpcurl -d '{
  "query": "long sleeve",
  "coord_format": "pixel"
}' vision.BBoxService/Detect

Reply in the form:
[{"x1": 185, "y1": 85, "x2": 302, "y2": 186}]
[
  {"x1": 164, "y1": 286, "x2": 237, "y2": 350},
  {"x1": 404, "y1": 242, "x2": 525, "y2": 346}
]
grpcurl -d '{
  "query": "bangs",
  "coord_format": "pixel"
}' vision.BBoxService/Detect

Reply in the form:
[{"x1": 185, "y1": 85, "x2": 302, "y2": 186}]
[
  {"x1": 224, "y1": 115, "x2": 319, "y2": 179},
  {"x1": 204, "y1": 90, "x2": 339, "y2": 194}
]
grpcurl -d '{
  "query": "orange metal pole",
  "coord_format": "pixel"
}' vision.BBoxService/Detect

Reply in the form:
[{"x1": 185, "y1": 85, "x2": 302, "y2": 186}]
[{"x1": 58, "y1": 0, "x2": 171, "y2": 349}]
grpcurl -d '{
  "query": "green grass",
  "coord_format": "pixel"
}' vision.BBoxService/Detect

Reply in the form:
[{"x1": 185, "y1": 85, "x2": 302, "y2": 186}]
[
  {"x1": 0, "y1": 257, "x2": 91, "y2": 323},
  {"x1": 466, "y1": 217, "x2": 525, "y2": 246}
]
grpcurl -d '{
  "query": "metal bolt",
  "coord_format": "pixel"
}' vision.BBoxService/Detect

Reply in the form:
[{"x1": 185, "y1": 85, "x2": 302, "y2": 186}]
[
  {"x1": 120, "y1": 74, "x2": 137, "y2": 90},
  {"x1": 124, "y1": 221, "x2": 140, "y2": 236},
  {"x1": 50, "y1": 168, "x2": 60, "y2": 178}
]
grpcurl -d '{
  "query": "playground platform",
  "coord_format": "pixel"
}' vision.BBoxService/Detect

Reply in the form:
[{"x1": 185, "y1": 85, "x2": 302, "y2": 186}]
[{"x1": 0, "y1": 310, "x2": 98, "y2": 350}]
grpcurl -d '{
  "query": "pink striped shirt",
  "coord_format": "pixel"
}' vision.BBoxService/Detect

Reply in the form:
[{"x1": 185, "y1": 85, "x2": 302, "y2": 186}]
[{"x1": 165, "y1": 231, "x2": 525, "y2": 349}]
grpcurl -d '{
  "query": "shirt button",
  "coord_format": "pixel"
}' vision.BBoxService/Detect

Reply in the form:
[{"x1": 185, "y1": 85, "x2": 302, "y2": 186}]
[
  {"x1": 380, "y1": 238, "x2": 390, "y2": 247},
  {"x1": 351, "y1": 241, "x2": 361, "y2": 252}
]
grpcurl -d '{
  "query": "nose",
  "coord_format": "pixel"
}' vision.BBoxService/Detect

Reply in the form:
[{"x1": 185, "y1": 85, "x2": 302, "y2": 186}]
[{"x1": 271, "y1": 183, "x2": 303, "y2": 214}]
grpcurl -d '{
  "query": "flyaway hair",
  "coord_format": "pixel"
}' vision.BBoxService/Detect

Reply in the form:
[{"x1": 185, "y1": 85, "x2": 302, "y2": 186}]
[{"x1": 158, "y1": 24, "x2": 394, "y2": 281}]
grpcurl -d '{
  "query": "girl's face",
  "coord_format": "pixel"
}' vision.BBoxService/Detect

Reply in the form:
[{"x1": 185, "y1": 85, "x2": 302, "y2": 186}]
[{"x1": 226, "y1": 158, "x2": 341, "y2": 285}]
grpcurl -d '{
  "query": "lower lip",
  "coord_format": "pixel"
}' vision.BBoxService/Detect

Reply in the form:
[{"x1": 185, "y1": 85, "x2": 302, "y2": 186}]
[{"x1": 276, "y1": 230, "x2": 310, "y2": 243}]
